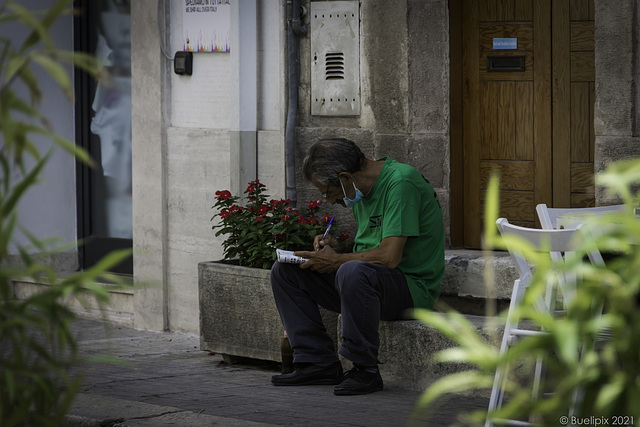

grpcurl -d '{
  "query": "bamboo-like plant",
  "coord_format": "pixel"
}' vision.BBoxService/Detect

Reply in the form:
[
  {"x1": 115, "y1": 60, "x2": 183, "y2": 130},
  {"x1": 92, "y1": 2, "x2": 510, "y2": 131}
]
[
  {"x1": 0, "y1": 1, "x2": 131, "y2": 425},
  {"x1": 413, "y1": 161, "x2": 640, "y2": 426}
]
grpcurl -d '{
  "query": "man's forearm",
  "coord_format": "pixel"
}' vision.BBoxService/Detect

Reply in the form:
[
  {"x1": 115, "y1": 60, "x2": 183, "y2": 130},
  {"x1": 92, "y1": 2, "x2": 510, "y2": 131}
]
[
  {"x1": 333, "y1": 244, "x2": 401, "y2": 269},
  {"x1": 297, "y1": 236, "x2": 407, "y2": 272}
]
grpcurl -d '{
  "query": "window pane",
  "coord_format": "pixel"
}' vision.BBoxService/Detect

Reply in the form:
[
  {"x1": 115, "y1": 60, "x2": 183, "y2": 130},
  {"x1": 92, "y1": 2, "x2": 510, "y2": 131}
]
[{"x1": 90, "y1": 0, "x2": 132, "y2": 239}]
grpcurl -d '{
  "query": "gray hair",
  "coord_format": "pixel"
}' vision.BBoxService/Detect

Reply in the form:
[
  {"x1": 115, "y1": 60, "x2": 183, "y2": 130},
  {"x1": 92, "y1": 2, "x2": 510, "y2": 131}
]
[{"x1": 302, "y1": 138, "x2": 366, "y2": 186}]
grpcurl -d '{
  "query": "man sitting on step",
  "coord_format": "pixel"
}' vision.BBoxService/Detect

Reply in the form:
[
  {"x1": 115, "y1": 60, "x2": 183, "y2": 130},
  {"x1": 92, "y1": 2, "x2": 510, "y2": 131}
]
[{"x1": 270, "y1": 138, "x2": 445, "y2": 395}]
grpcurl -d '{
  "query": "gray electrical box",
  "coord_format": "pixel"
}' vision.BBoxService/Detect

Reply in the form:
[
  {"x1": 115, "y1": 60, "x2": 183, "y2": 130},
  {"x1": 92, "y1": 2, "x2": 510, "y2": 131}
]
[{"x1": 310, "y1": 1, "x2": 360, "y2": 116}]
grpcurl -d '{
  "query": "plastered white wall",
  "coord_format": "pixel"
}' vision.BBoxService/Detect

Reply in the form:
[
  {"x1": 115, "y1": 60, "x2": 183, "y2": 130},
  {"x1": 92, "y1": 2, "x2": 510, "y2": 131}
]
[
  {"x1": 166, "y1": 127, "x2": 230, "y2": 331},
  {"x1": 169, "y1": 1, "x2": 232, "y2": 129},
  {"x1": 158, "y1": 0, "x2": 286, "y2": 332}
]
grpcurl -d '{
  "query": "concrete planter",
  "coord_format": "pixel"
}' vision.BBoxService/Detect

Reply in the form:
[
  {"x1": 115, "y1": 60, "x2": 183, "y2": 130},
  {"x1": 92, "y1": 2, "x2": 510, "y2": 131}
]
[
  {"x1": 198, "y1": 261, "x2": 339, "y2": 363},
  {"x1": 198, "y1": 261, "x2": 283, "y2": 362}
]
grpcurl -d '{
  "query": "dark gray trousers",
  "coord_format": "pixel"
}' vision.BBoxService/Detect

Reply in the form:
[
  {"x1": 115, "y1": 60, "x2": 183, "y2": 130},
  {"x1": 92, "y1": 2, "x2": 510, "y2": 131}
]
[{"x1": 270, "y1": 260, "x2": 414, "y2": 367}]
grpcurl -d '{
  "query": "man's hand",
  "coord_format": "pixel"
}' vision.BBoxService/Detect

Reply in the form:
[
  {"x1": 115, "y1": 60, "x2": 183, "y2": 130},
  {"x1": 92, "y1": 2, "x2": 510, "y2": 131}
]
[
  {"x1": 313, "y1": 233, "x2": 339, "y2": 252},
  {"x1": 296, "y1": 245, "x2": 340, "y2": 273}
]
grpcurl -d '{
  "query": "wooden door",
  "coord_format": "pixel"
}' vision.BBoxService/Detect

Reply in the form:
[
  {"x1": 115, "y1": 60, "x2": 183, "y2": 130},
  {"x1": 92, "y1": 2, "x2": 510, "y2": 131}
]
[{"x1": 450, "y1": 0, "x2": 595, "y2": 248}]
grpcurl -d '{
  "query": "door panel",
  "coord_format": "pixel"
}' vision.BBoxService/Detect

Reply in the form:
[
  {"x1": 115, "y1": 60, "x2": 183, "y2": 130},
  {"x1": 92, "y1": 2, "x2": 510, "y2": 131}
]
[
  {"x1": 480, "y1": 161, "x2": 534, "y2": 191},
  {"x1": 478, "y1": 0, "x2": 533, "y2": 21},
  {"x1": 553, "y1": 0, "x2": 595, "y2": 208},
  {"x1": 480, "y1": 81, "x2": 534, "y2": 160},
  {"x1": 452, "y1": 0, "x2": 594, "y2": 248}
]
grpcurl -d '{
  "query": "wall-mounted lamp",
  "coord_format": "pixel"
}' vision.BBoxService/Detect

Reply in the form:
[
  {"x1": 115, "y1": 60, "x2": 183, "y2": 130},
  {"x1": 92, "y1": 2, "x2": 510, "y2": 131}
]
[{"x1": 174, "y1": 51, "x2": 193, "y2": 76}]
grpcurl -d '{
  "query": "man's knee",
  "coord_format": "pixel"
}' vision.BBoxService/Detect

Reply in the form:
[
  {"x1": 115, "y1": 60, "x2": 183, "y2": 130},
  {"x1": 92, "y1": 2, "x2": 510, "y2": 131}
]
[
  {"x1": 336, "y1": 261, "x2": 372, "y2": 295},
  {"x1": 336, "y1": 260, "x2": 368, "y2": 279},
  {"x1": 271, "y1": 261, "x2": 309, "y2": 289},
  {"x1": 270, "y1": 261, "x2": 291, "y2": 287},
  {"x1": 270, "y1": 260, "x2": 282, "y2": 276}
]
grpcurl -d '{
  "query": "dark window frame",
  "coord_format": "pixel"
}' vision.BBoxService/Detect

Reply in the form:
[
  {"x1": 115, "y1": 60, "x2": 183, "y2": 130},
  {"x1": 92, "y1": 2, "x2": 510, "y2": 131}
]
[{"x1": 73, "y1": 0, "x2": 133, "y2": 275}]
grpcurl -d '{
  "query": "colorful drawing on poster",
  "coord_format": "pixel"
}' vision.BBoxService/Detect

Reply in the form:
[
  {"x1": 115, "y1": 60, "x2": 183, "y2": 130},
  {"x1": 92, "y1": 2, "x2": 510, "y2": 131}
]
[{"x1": 183, "y1": 0, "x2": 230, "y2": 53}]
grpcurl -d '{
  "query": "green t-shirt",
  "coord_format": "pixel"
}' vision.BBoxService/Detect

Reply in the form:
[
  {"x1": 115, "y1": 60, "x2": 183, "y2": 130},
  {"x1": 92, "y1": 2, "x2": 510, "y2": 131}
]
[{"x1": 352, "y1": 157, "x2": 444, "y2": 309}]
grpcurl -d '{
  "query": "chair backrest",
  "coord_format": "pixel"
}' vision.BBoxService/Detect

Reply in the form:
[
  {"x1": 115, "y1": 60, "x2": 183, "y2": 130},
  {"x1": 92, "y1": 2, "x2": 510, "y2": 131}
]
[
  {"x1": 536, "y1": 204, "x2": 626, "y2": 230},
  {"x1": 496, "y1": 218, "x2": 601, "y2": 311},
  {"x1": 536, "y1": 204, "x2": 628, "y2": 267}
]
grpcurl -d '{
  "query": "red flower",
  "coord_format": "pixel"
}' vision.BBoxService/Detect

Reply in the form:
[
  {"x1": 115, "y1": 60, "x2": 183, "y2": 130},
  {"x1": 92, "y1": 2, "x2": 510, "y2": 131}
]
[
  {"x1": 339, "y1": 230, "x2": 350, "y2": 240},
  {"x1": 215, "y1": 190, "x2": 232, "y2": 200},
  {"x1": 270, "y1": 199, "x2": 286, "y2": 209},
  {"x1": 219, "y1": 209, "x2": 230, "y2": 219},
  {"x1": 282, "y1": 214, "x2": 291, "y2": 222},
  {"x1": 321, "y1": 213, "x2": 332, "y2": 222},
  {"x1": 254, "y1": 216, "x2": 264, "y2": 222},
  {"x1": 307, "y1": 200, "x2": 322, "y2": 210},
  {"x1": 297, "y1": 216, "x2": 309, "y2": 225},
  {"x1": 257, "y1": 205, "x2": 269, "y2": 216},
  {"x1": 246, "y1": 179, "x2": 265, "y2": 195}
]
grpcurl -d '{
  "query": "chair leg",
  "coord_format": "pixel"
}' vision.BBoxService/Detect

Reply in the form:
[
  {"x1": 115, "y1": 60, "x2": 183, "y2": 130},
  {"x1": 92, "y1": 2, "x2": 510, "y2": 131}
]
[
  {"x1": 531, "y1": 355, "x2": 544, "y2": 400},
  {"x1": 486, "y1": 280, "x2": 526, "y2": 426},
  {"x1": 486, "y1": 358, "x2": 510, "y2": 427}
]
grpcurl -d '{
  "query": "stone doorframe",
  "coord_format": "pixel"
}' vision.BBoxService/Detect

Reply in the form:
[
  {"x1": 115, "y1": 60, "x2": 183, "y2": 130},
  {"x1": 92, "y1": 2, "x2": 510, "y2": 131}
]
[{"x1": 593, "y1": 1, "x2": 640, "y2": 204}]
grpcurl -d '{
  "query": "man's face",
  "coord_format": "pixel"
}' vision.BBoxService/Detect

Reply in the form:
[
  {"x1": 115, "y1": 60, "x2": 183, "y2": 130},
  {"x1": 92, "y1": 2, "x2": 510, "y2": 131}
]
[{"x1": 311, "y1": 175, "x2": 346, "y2": 207}]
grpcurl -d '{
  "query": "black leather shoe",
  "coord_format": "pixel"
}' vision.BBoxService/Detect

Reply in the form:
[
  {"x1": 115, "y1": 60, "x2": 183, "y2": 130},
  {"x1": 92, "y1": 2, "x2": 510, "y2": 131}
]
[
  {"x1": 271, "y1": 362, "x2": 343, "y2": 386},
  {"x1": 333, "y1": 365, "x2": 383, "y2": 395}
]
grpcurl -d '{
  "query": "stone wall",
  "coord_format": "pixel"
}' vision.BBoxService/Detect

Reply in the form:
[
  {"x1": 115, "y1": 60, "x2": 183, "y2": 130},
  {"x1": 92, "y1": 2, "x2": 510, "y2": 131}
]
[{"x1": 295, "y1": 0, "x2": 452, "y2": 244}]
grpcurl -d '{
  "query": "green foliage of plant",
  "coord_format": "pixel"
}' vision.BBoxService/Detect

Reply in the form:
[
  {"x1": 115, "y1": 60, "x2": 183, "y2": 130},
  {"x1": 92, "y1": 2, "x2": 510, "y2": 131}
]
[
  {"x1": 211, "y1": 179, "x2": 350, "y2": 269},
  {"x1": 413, "y1": 161, "x2": 640, "y2": 426},
  {"x1": 0, "y1": 1, "x2": 132, "y2": 425}
]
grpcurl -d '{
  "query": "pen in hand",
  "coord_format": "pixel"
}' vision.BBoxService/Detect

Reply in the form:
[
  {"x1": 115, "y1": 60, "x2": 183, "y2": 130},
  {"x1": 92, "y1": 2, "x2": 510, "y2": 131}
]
[{"x1": 318, "y1": 216, "x2": 335, "y2": 251}]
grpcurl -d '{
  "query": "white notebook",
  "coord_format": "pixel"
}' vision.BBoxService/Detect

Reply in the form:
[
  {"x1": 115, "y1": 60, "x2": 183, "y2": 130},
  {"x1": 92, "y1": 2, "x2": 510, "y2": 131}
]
[{"x1": 276, "y1": 249, "x2": 308, "y2": 264}]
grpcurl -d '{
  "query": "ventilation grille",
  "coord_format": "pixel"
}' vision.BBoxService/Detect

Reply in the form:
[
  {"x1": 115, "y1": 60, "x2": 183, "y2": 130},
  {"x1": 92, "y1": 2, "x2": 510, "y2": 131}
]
[
  {"x1": 310, "y1": 1, "x2": 360, "y2": 116},
  {"x1": 325, "y1": 53, "x2": 345, "y2": 80}
]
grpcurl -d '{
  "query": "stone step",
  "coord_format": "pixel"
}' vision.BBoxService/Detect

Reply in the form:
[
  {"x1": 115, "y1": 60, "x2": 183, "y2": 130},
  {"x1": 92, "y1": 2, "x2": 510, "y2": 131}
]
[
  {"x1": 10, "y1": 276, "x2": 135, "y2": 325},
  {"x1": 371, "y1": 316, "x2": 501, "y2": 394},
  {"x1": 439, "y1": 249, "x2": 518, "y2": 315}
]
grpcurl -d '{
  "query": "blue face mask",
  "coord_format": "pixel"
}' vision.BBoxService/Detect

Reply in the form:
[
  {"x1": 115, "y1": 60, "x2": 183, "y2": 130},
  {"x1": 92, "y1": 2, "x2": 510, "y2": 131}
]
[{"x1": 340, "y1": 180, "x2": 364, "y2": 207}]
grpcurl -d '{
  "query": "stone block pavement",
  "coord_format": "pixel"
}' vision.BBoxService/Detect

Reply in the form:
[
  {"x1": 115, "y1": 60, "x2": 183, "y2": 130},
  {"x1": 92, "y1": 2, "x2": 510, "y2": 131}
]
[{"x1": 65, "y1": 316, "x2": 490, "y2": 426}]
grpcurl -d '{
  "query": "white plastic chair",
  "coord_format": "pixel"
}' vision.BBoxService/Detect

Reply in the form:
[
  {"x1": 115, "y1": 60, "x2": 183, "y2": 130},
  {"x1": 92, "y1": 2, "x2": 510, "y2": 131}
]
[
  {"x1": 536, "y1": 203, "x2": 626, "y2": 231},
  {"x1": 486, "y1": 218, "x2": 605, "y2": 427}
]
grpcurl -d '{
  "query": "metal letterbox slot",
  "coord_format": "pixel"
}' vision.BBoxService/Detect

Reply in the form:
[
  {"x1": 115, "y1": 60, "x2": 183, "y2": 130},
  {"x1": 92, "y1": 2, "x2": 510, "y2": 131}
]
[
  {"x1": 310, "y1": 1, "x2": 360, "y2": 116},
  {"x1": 487, "y1": 55, "x2": 526, "y2": 72}
]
